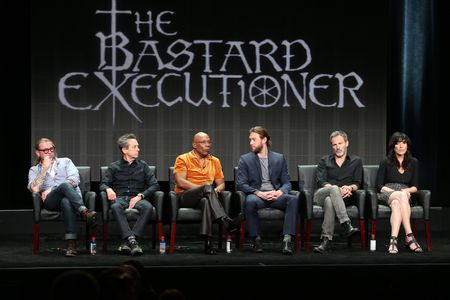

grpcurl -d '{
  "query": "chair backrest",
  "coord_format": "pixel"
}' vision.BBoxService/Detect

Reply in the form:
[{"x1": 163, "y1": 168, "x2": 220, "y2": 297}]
[
  {"x1": 169, "y1": 167, "x2": 175, "y2": 191},
  {"x1": 77, "y1": 166, "x2": 91, "y2": 194},
  {"x1": 233, "y1": 166, "x2": 239, "y2": 191},
  {"x1": 298, "y1": 165, "x2": 317, "y2": 193},
  {"x1": 363, "y1": 165, "x2": 379, "y2": 192}
]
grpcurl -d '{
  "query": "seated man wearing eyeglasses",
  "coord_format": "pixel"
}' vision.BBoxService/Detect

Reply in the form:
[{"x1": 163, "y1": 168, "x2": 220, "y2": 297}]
[{"x1": 27, "y1": 138, "x2": 97, "y2": 257}]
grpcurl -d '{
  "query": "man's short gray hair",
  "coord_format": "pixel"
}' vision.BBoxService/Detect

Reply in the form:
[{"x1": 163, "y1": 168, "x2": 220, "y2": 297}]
[
  {"x1": 329, "y1": 130, "x2": 348, "y2": 142},
  {"x1": 117, "y1": 133, "x2": 137, "y2": 152}
]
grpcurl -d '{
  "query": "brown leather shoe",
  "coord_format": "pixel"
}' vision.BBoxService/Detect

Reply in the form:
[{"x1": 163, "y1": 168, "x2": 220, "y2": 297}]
[
  {"x1": 81, "y1": 209, "x2": 97, "y2": 227},
  {"x1": 65, "y1": 240, "x2": 77, "y2": 257}
]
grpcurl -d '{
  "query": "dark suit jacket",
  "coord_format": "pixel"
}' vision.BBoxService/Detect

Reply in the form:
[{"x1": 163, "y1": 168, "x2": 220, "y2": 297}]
[{"x1": 236, "y1": 151, "x2": 292, "y2": 195}]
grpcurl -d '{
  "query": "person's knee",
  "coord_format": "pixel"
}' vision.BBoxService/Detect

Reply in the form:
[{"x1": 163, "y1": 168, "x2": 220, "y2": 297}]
[
  {"x1": 111, "y1": 202, "x2": 122, "y2": 211},
  {"x1": 59, "y1": 181, "x2": 73, "y2": 191},
  {"x1": 137, "y1": 200, "x2": 152, "y2": 211},
  {"x1": 245, "y1": 195, "x2": 259, "y2": 209},
  {"x1": 330, "y1": 185, "x2": 340, "y2": 195},
  {"x1": 390, "y1": 199, "x2": 400, "y2": 209}
]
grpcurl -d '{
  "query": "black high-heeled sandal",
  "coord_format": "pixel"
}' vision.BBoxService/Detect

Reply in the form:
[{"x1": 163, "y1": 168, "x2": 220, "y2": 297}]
[
  {"x1": 387, "y1": 236, "x2": 398, "y2": 254},
  {"x1": 405, "y1": 233, "x2": 423, "y2": 253}
]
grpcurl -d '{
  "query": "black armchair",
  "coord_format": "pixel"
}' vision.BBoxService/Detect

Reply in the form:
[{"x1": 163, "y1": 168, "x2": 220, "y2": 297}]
[
  {"x1": 168, "y1": 166, "x2": 232, "y2": 253},
  {"x1": 298, "y1": 165, "x2": 366, "y2": 252},
  {"x1": 100, "y1": 166, "x2": 164, "y2": 252},
  {"x1": 32, "y1": 166, "x2": 96, "y2": 254},
  {"x1": 363, "y1": 164, "x2": 432, "y2": 251},
  {"x1": 234, "y1": 166, "x2": 300, "y2": 252}
]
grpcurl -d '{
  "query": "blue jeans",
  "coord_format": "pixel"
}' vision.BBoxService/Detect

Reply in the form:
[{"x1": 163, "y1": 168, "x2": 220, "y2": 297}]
[
  {"x1": 44, "y1": 182, "x2": 86, "y2": 240},
  {"x1": 245, "y1": 193, "x2": 299, "y2": 237},
  {"x1": 111, "y1": 196, "x2": 153, "y2": 240}
]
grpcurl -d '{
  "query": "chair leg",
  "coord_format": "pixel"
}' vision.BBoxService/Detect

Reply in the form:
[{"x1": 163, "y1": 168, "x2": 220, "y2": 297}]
[
  {"x1": 412, "y1": 219, "x2": 417, "y2": 236},
  {"x1": 152, "y1": 222, "x2": 156, "y2": 249},
  {"x1": 170, "y1": 221, "x2": 176, "y2": 253},
  {"x1": 102, "y1": 224, "x2": 108, "y2": 253},
  {"x1": 218, "y1": 223, "x2": 223, "y2": 249},
  {"x1": 305, "y1": 219, "x2": 312, "y2": 253},
  {"x1": 425, "y1": 219, "x2": 432, "y2": 252},
  {"x1": 295, "y1": 216, "x2": 300, "y2": 251},
  {"x1": 239, "y1": 220, "x2": 245, "y2": 252},
  {"x1": 300, "y1": 217, "x2": 305, "y2": 250},
  {"x1": 158, "y1": 221, "x2": 163, "y2": 241},
  {"x1": 359, "y1": 219, "x2": 366, "y2": 251},
  {"x1": 33, "y1": 223, "x2": 40, "y2": 255},
  {"x1": 156, "y1": 221, "x2": 163, "y2": 250},
  {"x1": 371, "y1": 219, "x2": 377, "y2": 239}
]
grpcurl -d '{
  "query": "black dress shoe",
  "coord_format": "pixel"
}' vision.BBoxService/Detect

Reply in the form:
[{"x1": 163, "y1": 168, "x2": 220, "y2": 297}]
[
  {"x1": 341, "y1": 221, "x2": 359, "y2": 238},
  {"x1": 253, "y1": 238, "x2": 263, "y2": 253},
  {"x1": 313, "y1": 237, "x2": 333, "y2": 253},
  {"x1": 222, "y1": 214, "x2": 241, "y2": 233},
  {"x1": 204, "y1": 238, "x2": 217, "y2": 255},
  {"x1": 282, "y1": 240, "x2": 294, "y2": 255}
]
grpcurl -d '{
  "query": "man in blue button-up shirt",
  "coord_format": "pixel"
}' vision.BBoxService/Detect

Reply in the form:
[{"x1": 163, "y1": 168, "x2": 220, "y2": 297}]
[{"x1": 28, "y1": 138, "x2": 97, "y2": 257}]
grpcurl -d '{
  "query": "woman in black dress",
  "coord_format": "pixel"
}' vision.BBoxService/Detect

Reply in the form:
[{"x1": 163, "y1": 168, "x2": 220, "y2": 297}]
[{"x1": 376, "y1": 132, "x2": 423, "y2": 254}]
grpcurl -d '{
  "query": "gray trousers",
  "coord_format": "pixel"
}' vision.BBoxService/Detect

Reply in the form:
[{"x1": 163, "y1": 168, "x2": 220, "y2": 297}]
[
  {"x1": 179, "y1": 184, "x2": 226, "y2": 237},
  {"x1": 313, "y1": 185, "x2": 350, "y2": 240}
]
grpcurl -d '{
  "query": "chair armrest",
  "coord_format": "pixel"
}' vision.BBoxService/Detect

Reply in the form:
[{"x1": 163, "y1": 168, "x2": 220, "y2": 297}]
[
  {"x1": 32, "y1": 192, "x2": 42, "y2": 223},
  {"x1": 415, "y1": 190, "x2": 431, "y2": 220},
  {"x1": 366, "y1": 189, "x2": 378, "y2": 220},
  {"x1": 168, "y1": 191, "x2": 179, "y2": 222},
  {"x1": 100, "y1": 191, "x2": 110, "y2": 223},
  {"x1": 150, "y1": 191, "x2": 164, "y2": 222},
  {"x1": 353, "y1": 189, "x2": 366, "y2": 219},
  {"x1": 289, "y1": 190, "x2": 300, "y2": 197},
  {"x1": 219, "y1": 191, "x2": 232, "y2": 216},
  {"x1": 236, "y1": 191, "x2": 246, "y2": 220},
  {"x1": 84, "y1": 191, "x2": 96, "y2": 211},
  {"x1": 302, "y1": 189, "x2": 313, "y2": 220}
]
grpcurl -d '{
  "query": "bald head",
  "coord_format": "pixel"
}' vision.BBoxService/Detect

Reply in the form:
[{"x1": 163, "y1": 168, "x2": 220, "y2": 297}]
[
  {"x1": 192, "y1": 132, "x2": 211, "y2": 157},
  {"x1": 193, "y1": 132, "x2": 209, "y2": 143}
]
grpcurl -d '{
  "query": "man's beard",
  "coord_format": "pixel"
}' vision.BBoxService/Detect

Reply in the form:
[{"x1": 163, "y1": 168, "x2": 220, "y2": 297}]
[
  {"x1": 252, "y1": 145, "x2": 262, "y2": 154},
  {"x1": 335, "y1": 150, "x2": 345, "y2": 158}
]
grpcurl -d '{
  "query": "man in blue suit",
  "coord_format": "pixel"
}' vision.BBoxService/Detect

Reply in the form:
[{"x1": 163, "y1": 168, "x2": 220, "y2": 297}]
[{"x1": 236, "y1": 126, "x2": 298, "y2": 255}]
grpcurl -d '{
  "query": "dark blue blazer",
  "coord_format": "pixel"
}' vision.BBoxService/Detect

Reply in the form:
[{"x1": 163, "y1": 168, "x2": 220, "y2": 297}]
[{"x1": 236, "y1": 151, "x2": 292, "y2": 195}]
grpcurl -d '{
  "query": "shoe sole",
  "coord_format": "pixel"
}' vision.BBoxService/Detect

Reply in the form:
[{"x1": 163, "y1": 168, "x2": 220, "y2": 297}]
[{"x1": 345, "y1": 229, "x2": 360, "y2": 238}]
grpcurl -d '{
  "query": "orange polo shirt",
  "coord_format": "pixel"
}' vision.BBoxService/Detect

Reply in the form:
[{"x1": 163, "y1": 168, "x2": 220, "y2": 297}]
[{"x1": 173, "y1": 150, "x2": 224, "y2": 194}]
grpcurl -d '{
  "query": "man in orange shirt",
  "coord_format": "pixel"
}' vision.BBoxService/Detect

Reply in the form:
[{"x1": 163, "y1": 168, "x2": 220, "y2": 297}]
[{"x1": 173, "y1": 132, "x2": 239, "y2": 254}]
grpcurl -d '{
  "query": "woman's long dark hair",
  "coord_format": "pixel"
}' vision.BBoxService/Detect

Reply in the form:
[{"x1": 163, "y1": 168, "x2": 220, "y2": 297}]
[{"x1": 386, "y1": 132, "x2": 413, "y2": 169}]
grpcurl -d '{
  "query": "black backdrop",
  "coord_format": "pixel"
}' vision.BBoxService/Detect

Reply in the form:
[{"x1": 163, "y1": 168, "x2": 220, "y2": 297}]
[{"x1": 3, "y1": 0, "x2": 448, "y2": 209}]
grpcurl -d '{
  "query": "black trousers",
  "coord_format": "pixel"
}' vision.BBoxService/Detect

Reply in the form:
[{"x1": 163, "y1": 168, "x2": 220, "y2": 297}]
[{"x1": 179, "y1": 184, "x2": 226, "y2": 237}]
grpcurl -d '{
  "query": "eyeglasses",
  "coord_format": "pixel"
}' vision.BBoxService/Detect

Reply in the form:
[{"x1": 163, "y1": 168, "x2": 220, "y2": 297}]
[{"x1": 38, "y1": 147, "x2": 55, "y2": 154}]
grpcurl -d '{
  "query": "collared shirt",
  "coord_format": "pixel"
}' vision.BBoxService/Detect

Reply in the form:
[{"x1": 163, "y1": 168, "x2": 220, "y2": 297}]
[
  {"x1": 316, "y1": 154, "x2": 363, "y2": 188},
  {"x1": 173, "y1": 150, "x2": 224, "y2": 194},
  {"x1": 99, "y1": 158, "x2": 160, "y2": 198},
  {"x1": 27, "y1": 157, "x2": 81, "y2": 196}
]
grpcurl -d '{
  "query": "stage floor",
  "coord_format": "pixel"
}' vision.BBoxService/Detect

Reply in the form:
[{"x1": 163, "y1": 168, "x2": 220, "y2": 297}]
[{"x1": 1, "y1": 233, "x2": 450, "y2": 299}]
